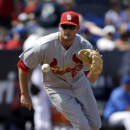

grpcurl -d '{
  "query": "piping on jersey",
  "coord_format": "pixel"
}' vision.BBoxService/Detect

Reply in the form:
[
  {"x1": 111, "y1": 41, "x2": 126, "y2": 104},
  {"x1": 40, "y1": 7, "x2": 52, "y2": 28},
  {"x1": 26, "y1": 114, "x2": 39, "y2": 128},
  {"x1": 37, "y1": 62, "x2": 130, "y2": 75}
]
[{"x1": 50, "y1": 63, "x2": 79, "y2": 71}]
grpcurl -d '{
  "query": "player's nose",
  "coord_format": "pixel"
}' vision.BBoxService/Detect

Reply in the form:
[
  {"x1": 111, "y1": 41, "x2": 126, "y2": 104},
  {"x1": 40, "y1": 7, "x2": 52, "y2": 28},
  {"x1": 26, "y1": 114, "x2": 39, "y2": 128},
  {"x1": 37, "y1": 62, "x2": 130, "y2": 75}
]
[{"x1": 65, "y1": 28, "x2": 71, "y2": 32}]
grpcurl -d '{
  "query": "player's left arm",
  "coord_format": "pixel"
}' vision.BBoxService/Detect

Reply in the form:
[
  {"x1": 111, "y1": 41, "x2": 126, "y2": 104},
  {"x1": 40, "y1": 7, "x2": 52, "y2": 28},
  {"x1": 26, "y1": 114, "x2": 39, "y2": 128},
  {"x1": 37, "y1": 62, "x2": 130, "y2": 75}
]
[{"x1": 86, "y1": 71, "x2": 98, "y2": 83}]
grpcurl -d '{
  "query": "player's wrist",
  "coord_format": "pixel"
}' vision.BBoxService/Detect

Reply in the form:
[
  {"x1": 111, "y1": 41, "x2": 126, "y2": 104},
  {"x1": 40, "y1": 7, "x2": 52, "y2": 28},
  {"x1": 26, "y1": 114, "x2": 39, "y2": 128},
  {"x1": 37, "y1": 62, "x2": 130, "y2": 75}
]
[{"x1": 21, "y1": 91, "x2": 30, "y2": 97}]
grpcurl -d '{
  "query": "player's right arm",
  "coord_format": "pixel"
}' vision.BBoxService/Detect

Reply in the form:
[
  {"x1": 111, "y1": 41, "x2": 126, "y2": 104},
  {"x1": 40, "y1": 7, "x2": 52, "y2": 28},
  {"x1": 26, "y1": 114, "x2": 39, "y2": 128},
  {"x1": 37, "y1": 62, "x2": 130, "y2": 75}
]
[
  {"x1": 17, "y1": 60, "x2": 32, "y2": 110},
  {"x1": 17, "y1": 39, "x2": 44, "y2": 110}
]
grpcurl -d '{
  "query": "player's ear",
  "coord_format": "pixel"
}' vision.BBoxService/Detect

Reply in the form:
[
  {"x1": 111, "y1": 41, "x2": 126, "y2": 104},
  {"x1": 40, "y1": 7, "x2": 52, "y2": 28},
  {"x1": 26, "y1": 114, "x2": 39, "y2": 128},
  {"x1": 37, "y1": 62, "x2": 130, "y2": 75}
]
[
  {"x1": 77, "y1": 26, "x2": 80, "y2": 32},
  {"x1": 59, "y1": 25, "x2": 62, "y2": 31}
]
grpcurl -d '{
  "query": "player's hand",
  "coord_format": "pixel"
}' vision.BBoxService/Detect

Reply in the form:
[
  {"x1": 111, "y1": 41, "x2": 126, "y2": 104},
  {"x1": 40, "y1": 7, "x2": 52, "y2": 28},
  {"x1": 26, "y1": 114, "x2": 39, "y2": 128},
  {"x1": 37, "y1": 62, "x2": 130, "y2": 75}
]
[
  {"x1": 20, "y1": 94, "x2": 32, "y2": 110},
  {"x1": 78, "y1": 49, "x2": 103, "y2": 74}
]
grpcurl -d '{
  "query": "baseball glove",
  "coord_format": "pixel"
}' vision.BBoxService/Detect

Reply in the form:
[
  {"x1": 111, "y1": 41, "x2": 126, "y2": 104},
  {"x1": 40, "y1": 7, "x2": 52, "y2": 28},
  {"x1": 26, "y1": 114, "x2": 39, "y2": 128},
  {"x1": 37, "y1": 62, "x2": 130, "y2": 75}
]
[{"x1": 78, "y1": 49, "x2": 103, "y2": 74}]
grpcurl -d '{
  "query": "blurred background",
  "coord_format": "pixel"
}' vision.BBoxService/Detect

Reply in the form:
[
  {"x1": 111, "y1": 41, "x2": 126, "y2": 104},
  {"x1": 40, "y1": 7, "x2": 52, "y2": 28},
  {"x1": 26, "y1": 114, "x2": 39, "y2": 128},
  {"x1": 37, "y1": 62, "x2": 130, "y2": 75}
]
[{"x1": 0, "y1": 0, "x2": 130, "y2": 130}]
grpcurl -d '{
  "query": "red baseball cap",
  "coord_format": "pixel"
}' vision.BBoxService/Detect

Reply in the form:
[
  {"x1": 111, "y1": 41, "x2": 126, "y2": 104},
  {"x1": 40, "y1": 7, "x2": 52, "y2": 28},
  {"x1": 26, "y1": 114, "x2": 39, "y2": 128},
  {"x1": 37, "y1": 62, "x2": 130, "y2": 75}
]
[{"x1": 59, "y1": 11, "x2": 79, "y2": 26}]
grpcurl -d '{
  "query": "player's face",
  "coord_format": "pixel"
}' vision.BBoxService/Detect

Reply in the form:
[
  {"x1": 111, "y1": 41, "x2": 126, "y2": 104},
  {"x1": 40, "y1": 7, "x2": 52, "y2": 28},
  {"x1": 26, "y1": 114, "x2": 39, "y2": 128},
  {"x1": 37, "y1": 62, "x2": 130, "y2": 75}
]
[
  {"x1": 123, "y1": 83, "x2": 130, "y2": 92},
  {"x1": 59, "y1": 24, "x2": 80, "y2": 41}
]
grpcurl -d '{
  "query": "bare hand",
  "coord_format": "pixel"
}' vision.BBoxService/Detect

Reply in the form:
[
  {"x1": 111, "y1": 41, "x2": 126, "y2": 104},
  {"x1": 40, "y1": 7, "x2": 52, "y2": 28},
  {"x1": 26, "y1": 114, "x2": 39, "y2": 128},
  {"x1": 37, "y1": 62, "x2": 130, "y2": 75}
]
[{"x1": 20, "y1": 94, "x2": 32, "y2": 110}]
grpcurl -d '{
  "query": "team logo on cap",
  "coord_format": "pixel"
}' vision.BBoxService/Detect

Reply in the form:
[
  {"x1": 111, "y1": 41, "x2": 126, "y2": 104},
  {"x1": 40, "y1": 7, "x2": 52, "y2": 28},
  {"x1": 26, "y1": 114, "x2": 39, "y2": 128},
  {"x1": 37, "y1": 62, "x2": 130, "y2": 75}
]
[{"x1": 67, "y1": 14, "x2": 72, "y2": 20}]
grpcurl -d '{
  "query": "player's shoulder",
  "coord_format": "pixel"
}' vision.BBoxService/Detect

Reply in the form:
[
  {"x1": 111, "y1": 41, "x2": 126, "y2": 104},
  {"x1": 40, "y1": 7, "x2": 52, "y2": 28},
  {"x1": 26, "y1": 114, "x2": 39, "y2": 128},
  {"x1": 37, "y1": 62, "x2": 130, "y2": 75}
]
[
  {"x1": 110, "y1": 87, "x2": 124, "y2": 98},
  {"x1": 35, "y1": 32, "x2": 59, "y2": 46},
  {"x1": 76, "y1": 34, "x2": 89, "y2": 43},
  {"x1": 76, "y1": 33, "x2": 92, "y2": 47}
]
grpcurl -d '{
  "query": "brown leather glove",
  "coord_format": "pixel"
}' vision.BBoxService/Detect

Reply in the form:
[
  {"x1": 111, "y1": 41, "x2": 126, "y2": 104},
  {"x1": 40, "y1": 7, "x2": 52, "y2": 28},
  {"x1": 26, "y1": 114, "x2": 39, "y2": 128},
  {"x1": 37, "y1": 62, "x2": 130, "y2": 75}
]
[{"x1": 78, "y1": 49, "x2": 103, "y2": 74}]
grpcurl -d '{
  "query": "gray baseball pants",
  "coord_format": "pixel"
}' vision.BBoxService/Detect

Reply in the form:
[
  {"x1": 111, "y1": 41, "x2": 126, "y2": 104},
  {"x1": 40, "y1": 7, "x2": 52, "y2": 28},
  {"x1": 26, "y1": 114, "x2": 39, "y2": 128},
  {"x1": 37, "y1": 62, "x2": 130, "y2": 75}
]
[{"x1": 46, "y1": 84, "x2": 102, "y2": 130}]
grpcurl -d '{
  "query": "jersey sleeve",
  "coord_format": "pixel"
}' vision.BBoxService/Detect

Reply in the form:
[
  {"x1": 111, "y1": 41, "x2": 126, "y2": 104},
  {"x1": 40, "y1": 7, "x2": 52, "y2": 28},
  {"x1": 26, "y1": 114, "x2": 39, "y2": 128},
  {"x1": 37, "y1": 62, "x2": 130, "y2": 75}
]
[
  {"x1": 19, "y1": 41, "x2": 42, "y2": 69},
  {"x1": 17, "y1": 59, "x2": 30, "y2": 72}
]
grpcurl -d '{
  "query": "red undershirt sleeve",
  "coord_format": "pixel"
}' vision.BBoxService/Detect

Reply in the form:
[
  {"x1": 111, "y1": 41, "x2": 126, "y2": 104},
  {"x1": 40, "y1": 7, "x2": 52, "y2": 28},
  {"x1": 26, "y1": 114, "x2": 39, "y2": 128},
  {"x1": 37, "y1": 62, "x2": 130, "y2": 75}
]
[
  {"x1": 84, "y1": 71, "x2": 90, "y2": 76},
  {"x1": 17, "y1": 59, "x2": 30, "y2": 72}
]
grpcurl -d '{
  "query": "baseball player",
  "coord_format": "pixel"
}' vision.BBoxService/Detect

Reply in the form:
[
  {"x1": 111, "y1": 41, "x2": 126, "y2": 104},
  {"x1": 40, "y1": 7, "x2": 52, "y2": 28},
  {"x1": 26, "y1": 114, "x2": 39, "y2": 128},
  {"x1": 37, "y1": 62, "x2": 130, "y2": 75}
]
[{"x1": 17, "y1": 11, "x2": 102, "y2": 130}]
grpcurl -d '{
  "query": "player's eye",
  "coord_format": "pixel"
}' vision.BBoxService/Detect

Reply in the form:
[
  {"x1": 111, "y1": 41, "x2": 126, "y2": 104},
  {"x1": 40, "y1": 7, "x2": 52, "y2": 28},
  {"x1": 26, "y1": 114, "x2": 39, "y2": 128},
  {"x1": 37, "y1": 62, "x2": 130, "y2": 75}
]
[
  {"x1": 69, "y1": 25, "x2": 77, "y2": 30},
  {"x1": 61, "y1": 24, "x2": 68, "y2": 30},
  {"x1": 61, "y1": 24, "x2": 77, "y2": 30}
]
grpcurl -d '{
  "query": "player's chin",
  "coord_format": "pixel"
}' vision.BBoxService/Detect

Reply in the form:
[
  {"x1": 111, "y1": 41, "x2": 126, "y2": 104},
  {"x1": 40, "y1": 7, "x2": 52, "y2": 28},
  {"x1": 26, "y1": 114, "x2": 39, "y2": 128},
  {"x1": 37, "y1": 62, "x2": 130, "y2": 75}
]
[{"x1": 64, "y1": 36, "x2": 73, "y2": 41}]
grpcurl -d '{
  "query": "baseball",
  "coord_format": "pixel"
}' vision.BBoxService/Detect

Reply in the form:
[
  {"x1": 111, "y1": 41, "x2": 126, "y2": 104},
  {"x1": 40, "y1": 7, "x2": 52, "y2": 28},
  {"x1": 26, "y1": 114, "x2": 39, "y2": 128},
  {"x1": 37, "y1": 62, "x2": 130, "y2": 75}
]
[{"x1": 42, "y1": 64, "x2": 50, "y2": 72}]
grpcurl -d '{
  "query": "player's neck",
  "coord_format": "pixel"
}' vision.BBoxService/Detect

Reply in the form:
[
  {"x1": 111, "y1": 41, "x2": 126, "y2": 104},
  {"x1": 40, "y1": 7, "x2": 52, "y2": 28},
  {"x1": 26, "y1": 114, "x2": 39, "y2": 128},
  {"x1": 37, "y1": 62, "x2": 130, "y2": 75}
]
[{"x1": 58, "y1": 33, "x2": 74, "y2": 49}]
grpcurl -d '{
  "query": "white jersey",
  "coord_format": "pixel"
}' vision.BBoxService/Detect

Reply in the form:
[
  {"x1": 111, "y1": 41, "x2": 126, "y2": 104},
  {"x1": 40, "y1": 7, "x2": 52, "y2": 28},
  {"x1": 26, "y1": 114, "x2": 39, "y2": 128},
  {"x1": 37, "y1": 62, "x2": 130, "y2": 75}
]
[{"x1": 19, "y1": 32, "x2": 92, "y2": 89}]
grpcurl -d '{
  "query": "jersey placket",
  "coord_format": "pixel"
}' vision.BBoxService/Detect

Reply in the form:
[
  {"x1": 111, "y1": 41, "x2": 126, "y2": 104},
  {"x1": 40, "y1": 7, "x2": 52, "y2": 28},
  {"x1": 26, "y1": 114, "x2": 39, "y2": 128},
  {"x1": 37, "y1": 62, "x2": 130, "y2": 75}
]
[{"x1": 63, "y1": 50, "x2": 69, "y2": 82}]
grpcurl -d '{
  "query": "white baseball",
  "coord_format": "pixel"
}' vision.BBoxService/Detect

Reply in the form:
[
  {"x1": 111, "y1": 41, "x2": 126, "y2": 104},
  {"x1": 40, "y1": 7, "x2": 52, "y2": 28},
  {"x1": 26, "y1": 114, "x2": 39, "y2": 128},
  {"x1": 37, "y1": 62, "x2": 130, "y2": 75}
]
[{"x1": 41, "y1": 64, "x2": 50, "y2": 72}]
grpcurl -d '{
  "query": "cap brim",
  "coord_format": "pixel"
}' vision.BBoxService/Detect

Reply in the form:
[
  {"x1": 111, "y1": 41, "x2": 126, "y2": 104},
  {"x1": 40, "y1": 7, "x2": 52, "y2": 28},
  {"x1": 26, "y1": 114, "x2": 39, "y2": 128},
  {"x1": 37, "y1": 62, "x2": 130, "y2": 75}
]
[{"x1": 59, "y1": 21, "x2": 78, "y2": 26}]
